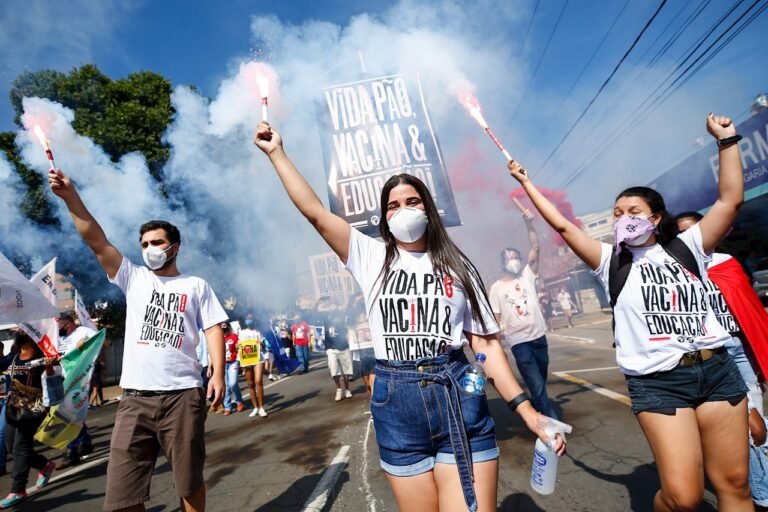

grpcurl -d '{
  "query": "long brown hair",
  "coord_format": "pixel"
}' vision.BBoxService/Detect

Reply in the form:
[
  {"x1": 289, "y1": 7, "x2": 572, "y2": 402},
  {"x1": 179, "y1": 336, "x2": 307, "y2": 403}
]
[{"x1": 375, "y1": 174, "x2": 492, "y2": 332}]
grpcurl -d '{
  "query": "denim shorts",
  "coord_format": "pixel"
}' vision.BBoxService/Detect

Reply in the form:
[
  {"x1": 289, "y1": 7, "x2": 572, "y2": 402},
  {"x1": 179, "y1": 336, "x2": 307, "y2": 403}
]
[
  {"x1": 625, "y1": 347, "x2": 747, "y2": 415},
  {"x1": 371, "y1": 352, "x2": 499, "y2": 475}
]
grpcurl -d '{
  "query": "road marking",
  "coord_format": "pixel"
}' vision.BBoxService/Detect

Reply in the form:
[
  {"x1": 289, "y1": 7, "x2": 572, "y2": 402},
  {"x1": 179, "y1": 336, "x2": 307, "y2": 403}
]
[
  {"x1": 27, "y1": 455, "x2": 111, "y2": 496},
  {"x1": 553, "y1": 369, "x2": 630, "y2": 406},
  {"x1": 242, "y1": 359, "x2": 327, "y2": 400},
  {"x1": 549, "y1": 333, "x2": 595, "y2": 344},
  {"x1": 302, "y1": 445, "x2": 351, "y2": 512},
  {"x1": 361, "y1": 418, "x2": 377, "y2": 512},
  {"x1": 557, "y1": 366, "x2": 620, "y2": 374}
]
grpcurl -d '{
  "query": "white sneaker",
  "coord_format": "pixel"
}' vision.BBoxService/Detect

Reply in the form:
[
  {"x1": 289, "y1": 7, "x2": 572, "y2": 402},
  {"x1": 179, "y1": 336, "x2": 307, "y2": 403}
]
[
  {"x1": 335, "y1": 389, "x2": 343, "y2": 402},
  {"x1": 268, "y1": 374, "x2": 276, "y2": 381},
  {"x1": 249, "y1": 408, "x2": 259, "y2": 418},
  {"x1": 258, "y1": 407, "x2": 268, "y2": 417},
  {"x1": 344, "y1": 389, "x2": 352, "y2": 399}
]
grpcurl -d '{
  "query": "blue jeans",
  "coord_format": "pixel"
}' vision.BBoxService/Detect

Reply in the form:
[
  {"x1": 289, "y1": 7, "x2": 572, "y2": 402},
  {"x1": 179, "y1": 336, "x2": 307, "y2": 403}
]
[
  {"x1": 223, "y1": 361, "x2": 243, "y2": 411},
  {"x1": 511, "y1": 336, "x2": 558, "y2": 419},
  {"x1": 372, "y1": 352, "x2": 498, "y2": 512},
  {"x1": 296, "y1": 344, "x2": 310, "y2": 372}
]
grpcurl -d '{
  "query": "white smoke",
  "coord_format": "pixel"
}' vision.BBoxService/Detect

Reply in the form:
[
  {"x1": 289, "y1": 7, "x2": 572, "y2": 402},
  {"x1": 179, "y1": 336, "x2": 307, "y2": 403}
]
[{"x1": 7, "y1": 0, "x2": 759, "y2": 305}]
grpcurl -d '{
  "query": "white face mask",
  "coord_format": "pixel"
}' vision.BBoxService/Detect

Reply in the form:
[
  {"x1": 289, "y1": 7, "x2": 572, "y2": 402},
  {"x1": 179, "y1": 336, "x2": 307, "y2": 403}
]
[
  {"x1": 388, "y1": 207, "x2": 428, "y2": 244},
  {"x1": 505, "y1": 259, "x2": 522, "y2": 275},
  {"x1": 142, "y1": 244, "x2": 175, "y2": 270}
]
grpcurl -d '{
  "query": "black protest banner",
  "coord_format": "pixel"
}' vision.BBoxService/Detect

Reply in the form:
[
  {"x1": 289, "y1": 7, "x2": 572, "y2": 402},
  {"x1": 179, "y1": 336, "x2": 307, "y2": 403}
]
[{"x1": 317, "y1": 74, "x2": 460, "y2": 236}]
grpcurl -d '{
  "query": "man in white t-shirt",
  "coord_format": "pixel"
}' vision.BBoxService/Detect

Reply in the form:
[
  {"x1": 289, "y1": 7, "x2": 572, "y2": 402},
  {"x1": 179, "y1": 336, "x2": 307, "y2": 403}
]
[
  {"x1": 489, "y1": 209, "x2": 558, "y2": 419},
  {"x1": 48, "y1": 168, "x2": 227, "y2": 512}
]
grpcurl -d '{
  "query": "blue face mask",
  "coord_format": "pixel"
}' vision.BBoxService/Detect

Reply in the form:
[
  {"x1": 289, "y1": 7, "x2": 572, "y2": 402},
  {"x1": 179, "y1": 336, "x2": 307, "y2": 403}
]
[{"x1": 245, "y1": 319, "x2": 254, "y2": 327}]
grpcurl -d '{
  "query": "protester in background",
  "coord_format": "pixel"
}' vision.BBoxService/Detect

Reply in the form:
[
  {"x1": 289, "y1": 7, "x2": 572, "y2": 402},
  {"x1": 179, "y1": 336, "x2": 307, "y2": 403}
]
[
  {"x1": 556, "y1": 287, "x2": 576, "y2": 328},
  {"x1": 508, "y1": 113, "x2": 751, "y2": 510},
  {"x1": 348, "y1": 295, "x2": 375, "y2": 398},
  {"x1": 56, "y1": 312, "x2": 96, "y2": 468},
  {"x1": 539, "y1": 294, "x2": 554, "y2": 331},
  {"x1": 489, "y1": 209, "x2": 558, "y2": 419},
  {"x1": 238, "y1": 314, "x2": 268, "y2": 418},
  {"x1": 197, "y1": 329, "x2": 212, "y2": 394},
  {"x1": 48, "y1": 168, "x2": 227, "y2": 512},
  {"x1": 323, "y1": 305, "x2": 353, "y2": 402},
  {"x1": 0, "y1": 332, "x2": 58, "y2": 508},
  {"x1": 222, "y1": 321, "x2": 244, "y2": 415},
  {"x1": 278, "y1": 317, "x2": 294, "y2": 360},
  {"x1": 291, "y1": 314, "x2": 311, "y2": 374},
  {"x1": 254, "y1": 121, "x2": 562, "y2": 512},
  {"x1": 89, "y1": 344, "x2": 106, "y2": 409},
  {"x1": 0, "y1": 344, "x2": 15, "y2": 477}
]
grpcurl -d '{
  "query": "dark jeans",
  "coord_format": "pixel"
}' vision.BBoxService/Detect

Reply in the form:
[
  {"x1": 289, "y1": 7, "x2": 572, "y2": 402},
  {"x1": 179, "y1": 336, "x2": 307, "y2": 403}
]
[
  {"x1": 511, "y1": 336, "x2": 558, "y2": 419},
  {"x1": 6, "y1": 416, "x2": 48, "y2": 493}
]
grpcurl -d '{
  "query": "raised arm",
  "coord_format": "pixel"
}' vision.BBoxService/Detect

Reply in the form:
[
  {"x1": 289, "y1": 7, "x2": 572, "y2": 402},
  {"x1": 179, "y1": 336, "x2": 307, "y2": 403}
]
[
  {"x1": 253, "y1": 122, "x2": 351, "y2": 263},
  {"x1": 508, "y1": 161, "x2": 602, "y2": 270},
  {"x1": 48, "y1": 168, "x2": 123, "y2": 278},
  {"x1": 522, "y1": 210, "x2": 540, "y2": 275},
  {"x1": 698, "y1": 113, "x2": 744, "y2": 253}
]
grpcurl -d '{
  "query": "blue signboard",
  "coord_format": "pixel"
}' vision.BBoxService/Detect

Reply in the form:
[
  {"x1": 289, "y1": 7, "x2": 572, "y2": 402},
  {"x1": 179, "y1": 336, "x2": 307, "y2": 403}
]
[
  {"x1": 648, "y1": 109, "x2": 768, "y2": 212},
  {"x1": 316, "y1": 74, "x2": 460, "y2": 236}
]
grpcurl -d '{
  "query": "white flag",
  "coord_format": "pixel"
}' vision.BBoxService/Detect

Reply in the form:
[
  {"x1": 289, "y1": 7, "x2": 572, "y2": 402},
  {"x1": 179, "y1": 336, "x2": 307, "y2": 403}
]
[
  {"x1": 0, "y1": 251, "x2": 59, "y2": 325},
  {"x1": 74, "y1": 289, "x2": 97, "y2": 331},
  {"x1": 18, "y1": 258, "x2": 59, "y2": 357}
]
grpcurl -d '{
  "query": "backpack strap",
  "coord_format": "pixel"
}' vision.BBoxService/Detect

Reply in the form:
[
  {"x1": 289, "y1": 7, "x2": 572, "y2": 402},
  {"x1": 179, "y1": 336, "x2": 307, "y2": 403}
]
[
  {"x1": 661, "y1": 237, "x2": 702, "y2": 282},
  {"x1": 608, "y1": 248, "x2": 633, "y2": 309}
]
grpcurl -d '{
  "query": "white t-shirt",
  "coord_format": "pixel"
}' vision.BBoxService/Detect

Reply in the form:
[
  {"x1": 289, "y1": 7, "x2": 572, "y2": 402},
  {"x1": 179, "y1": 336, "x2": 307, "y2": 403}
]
[
  {"x1": 109, "y1": 258, "x2": 229, "y2": 390},
  {"x1": 557, "y1": 292, "x2": 573, "y2": 311},
  {"x1": 593, "y1": 224, "x2": 731, "y2": 375},
  {"x1": 58, "y1": 325, "x2": 97, "y2": 356},
  {"x1": 345, "y1": 228, "x2": 498, "y2": 361},
  {"x1": 704, "y1": 253, "x2": 740, "y2": 335},
  {"x1": 489, "y1": 265, "x2": 547, "y2": 346}
]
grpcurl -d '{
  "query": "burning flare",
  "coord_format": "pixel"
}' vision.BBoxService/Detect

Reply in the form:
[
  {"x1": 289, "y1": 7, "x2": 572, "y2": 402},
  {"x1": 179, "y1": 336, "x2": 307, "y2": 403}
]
[
  {"x1": 459, "y1": 92, "x2": 489, "y2": 129},
  {"x1": 255, "y1": 72, "x2": 270, "y2": 100},
  {"x1": 32, "y1": 124, "x2": 56, "y2": 170},
  {"x1": 457, "y1": 91, "x2": 513, "y2": 163},
  {"x1": 33, "y1": 125, "x2": 50, "y2": 151}
]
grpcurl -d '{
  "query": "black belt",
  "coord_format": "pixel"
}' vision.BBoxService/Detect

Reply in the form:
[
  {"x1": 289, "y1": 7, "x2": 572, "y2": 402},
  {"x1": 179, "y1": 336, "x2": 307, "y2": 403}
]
[{"x1": 123, "y1": 388, "x2": 193, "y2": 397}]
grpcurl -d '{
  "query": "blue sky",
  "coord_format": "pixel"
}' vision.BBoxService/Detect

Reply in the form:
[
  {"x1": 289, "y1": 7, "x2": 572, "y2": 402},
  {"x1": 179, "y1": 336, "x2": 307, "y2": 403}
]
[{"x1": 2, "y1": 0, "x2": 767, "y2": 215}]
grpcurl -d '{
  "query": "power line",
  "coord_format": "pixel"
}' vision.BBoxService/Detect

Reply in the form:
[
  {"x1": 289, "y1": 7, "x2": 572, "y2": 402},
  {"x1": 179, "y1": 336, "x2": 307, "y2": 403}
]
[
  {"x1": 555, "y1": 0, "x2": 765, "y2": 190},
  {"x1": 533, "y1": 0, "x2": 668, "y2": 176},
  {"x1": 510, "y1": 0, "x2": 570, "y2": 121},
  {"x1": 588, "y1": 0, "x2": 709, "y2": 131},
  {"x1": 556, "y1": 0, "x2": 767, "y2": 190},
  {"x1": 533, "y1": 0, "x2": 630, "y2": 143},
  {"x1": 518, "y1": 0, "x2": 542, "y2": 58}
]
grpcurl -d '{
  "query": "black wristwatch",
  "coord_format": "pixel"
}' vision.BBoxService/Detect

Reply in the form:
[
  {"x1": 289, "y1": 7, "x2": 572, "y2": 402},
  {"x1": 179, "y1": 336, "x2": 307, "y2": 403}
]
[
  {"x1": 717, "y1": 134, "x2": 742, "y2": 148},
  {"x1": 507, "y1": 391, "x2": 531, "y2": 412}
]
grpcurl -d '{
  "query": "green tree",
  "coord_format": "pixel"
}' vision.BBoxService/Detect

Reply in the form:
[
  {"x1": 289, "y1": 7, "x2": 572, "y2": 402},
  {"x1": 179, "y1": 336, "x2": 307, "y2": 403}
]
[{"x1": 8, "y1": 64, "x2": 173, "y2": 179}]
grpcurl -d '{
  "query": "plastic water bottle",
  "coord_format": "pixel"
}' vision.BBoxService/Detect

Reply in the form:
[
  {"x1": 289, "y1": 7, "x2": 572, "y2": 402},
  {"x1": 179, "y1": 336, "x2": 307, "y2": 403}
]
[
  {"x1": 462, "y1": 353, "x2": 487, "y2": 394},
  {"x1": 530, "y1": 417, "x2": 573, "y2": 495}
]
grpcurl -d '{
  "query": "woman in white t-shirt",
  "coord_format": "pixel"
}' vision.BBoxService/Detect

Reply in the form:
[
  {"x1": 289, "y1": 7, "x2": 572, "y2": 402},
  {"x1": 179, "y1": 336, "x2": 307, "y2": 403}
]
[
  {"x1": 253, "y1": 122, "x2": 563, "y2": 512},
  {"x1": 508, "y1": 114, "x2": 750, "y2": 510}
]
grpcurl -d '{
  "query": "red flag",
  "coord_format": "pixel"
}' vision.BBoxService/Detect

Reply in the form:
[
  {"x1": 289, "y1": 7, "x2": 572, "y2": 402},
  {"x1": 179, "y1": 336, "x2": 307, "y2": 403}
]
[{"x1": 708, "y1": 256, "x2": 768, "y2": 381}]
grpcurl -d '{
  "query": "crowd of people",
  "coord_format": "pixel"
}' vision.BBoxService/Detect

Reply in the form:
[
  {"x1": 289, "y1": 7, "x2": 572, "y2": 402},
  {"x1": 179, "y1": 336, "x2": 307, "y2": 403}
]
[{"x1": 1, "y1": 110, "x2": 763, "y2": 511}]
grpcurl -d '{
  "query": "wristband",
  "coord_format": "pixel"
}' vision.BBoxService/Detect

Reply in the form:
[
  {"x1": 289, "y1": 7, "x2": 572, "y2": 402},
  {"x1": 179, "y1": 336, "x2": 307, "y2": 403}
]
[
  {"x1": 717, "y1": 135, "x2": 742, "y2": 148},
  {"x1": 507, "y1": 391, "x2": 531, "y2": 412}
]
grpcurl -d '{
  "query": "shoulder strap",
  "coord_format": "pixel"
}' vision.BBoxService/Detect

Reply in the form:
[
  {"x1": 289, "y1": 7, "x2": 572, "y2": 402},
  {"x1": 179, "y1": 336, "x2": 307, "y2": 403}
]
[
  {"x1": 608, "y1": 248, "x2": 633, "y2": 308},
  {"x1": 662, "y1": 237, "x2": 702, "y2": 282}
]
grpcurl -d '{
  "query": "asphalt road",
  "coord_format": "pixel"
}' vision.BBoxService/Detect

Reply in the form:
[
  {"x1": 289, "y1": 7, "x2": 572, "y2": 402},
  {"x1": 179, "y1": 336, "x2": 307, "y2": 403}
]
[{"x1": 2, "y1": 313, "x2": 721, "y2": 511}]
